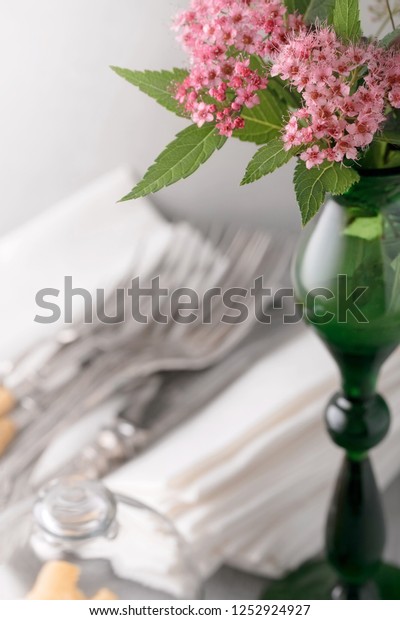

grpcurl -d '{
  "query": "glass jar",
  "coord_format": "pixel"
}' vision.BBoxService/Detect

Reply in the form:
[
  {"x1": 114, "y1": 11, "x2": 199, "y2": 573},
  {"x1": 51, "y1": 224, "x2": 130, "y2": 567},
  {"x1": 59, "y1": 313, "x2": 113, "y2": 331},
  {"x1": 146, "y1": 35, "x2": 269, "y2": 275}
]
[{"x1": 0, "y1": 477, "x2": 202, "y2": 600}]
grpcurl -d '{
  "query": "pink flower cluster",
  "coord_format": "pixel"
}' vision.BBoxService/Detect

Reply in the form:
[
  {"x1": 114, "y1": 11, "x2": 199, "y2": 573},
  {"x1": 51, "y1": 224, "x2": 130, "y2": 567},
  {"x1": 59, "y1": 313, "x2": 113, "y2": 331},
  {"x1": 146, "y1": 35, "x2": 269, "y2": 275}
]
[
  {"x1": 174, "y1": 0, "x2": 303, "y2": 136},
  {"x1": 271, "y1": 28, "x2": 400, "y2": 168}
]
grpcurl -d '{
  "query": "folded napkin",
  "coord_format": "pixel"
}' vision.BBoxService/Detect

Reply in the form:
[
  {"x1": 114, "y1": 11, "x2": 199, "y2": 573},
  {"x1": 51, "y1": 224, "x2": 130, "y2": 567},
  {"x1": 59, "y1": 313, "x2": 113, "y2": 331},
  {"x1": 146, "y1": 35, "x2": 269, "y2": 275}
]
[
  {"x1": 0, "y1": 167, "x2": 171, "y2": 363},
  {"x1": 101, "y1": 331, "x2": 400, "y2": 583}
]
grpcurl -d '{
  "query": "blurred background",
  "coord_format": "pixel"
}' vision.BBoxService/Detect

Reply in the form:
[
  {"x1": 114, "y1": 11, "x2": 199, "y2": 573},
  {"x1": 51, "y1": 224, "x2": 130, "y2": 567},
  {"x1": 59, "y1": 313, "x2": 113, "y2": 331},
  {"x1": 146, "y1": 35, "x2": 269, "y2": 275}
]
[{"x1": 0, "y1": 1, "x2": 376, "y2": 237}]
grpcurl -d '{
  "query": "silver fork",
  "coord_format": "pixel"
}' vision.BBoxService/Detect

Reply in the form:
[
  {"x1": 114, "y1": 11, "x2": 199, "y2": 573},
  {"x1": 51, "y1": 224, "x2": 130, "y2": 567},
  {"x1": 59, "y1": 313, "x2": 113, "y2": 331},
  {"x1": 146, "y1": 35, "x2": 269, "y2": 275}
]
[
  {"x1": 67, "y1": 228, "x2": 281, "y2": 408},
  {"x1": 1, "y1": 224, "x2": 203, "y2": 434},
  {"x1": 0, "y1": 226, "x2": 241, "y2": 482},
  {"x1": 1, "y1": 227, "x2": 293, "y2": 506}
]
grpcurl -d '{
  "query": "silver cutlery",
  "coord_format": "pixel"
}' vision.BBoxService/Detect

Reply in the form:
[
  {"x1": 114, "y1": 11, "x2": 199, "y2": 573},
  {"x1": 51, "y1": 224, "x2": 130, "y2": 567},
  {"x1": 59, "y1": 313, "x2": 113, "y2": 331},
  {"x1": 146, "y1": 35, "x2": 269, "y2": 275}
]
[
  {"x1": 0, "y1": 224, "x2": 208, "y2": 452},
  {"x1": 1, "y1": 226, "x2": 295, "y2": 507},
  {"x1": 31, "y1": 233, "x2": 297, "y2": 485},
  {"x1": 38, "y1": 312, "x2": 303, "y2": 484}
]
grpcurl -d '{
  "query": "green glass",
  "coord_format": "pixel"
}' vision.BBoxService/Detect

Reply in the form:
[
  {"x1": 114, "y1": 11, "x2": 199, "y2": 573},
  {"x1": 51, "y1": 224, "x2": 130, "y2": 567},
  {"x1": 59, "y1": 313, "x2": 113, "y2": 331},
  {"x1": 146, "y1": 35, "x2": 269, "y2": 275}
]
[{"x1": 265, "y1": 171, "x2": 400, "y2": 600}]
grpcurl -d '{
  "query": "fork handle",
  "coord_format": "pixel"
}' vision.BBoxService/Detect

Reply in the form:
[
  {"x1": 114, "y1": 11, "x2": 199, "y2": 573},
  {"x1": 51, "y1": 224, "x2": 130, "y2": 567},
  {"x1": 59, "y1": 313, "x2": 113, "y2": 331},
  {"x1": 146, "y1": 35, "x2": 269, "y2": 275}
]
[
  {"x1": 0, "y1": 387, "x2": 16, "y2": 417},
  {"x1": 36, "y1": 375, "x2": 162, "y2": 483}
]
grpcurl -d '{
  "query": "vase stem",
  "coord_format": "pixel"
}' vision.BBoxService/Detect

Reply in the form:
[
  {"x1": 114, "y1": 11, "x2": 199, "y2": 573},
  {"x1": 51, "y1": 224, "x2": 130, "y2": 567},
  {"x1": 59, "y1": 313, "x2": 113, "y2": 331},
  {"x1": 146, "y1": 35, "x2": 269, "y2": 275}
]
[
  {"x1": 324, "y1": 379, "x2": 391, "y2": 599},
  {"x1": 327, "y1": 345, "x2": 395, "y2": 400},
  {"x1": 326, "y1": 455, "x2": 386, "y2": 599}
]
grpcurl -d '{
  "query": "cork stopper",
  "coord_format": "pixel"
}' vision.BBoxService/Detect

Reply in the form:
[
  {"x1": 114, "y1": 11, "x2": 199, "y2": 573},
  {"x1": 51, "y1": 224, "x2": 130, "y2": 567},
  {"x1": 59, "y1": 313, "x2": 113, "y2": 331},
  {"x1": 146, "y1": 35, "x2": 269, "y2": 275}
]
[
  {"x1": 0, "y1": 386, "x2": 16, "y2": 417},
  {"x1": 0, "y1": 417, "x2": 16, "y2": 456},
  {"x1": 26, "y1": 561, "x2": 85, "y2": 600},
  {"x1": 91, "y1": 588, "x2": 118, "y2": 600},
  {"x1": 26, "y1": 561, "x2": 118, "y2": 600}
]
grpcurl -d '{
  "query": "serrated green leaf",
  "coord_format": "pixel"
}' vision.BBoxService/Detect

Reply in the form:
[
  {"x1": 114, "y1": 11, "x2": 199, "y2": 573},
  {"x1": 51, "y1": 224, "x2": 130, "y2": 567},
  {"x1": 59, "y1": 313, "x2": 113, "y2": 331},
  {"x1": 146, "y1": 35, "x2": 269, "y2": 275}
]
[
  {"x1": 380, "y1": 28, "x2": 400, "y2": 48},
  {"x1": 111, "y1": 67, "x2": 188, "y2": 117},
  {"x1": 333, "y1": 0, "x2": 362, "y2": 42},
  {"x1": 121, "y1": 124, "x2": 226, "y2": 201},
  {"x1": 303, "y1": 0, "x2": 335, "y2": 23},
  {"x1": 294, "y1": 160, "x2": 360, "y2": 226},
  {"x1": 344, "y1": 214, "x2": 384, "y2": 241},
  {"x1": 294, "y1": 161, "x2": 327, "y2": 225},
  {"x1": 241, "y1": 139, "x2": 297, "y2": 185},
  {"x1": 233, "y1": 89, "x2": 284, "y2": 145},
  {"x1": 319, "y1": 161, "x2": 361, "y2": 196}
]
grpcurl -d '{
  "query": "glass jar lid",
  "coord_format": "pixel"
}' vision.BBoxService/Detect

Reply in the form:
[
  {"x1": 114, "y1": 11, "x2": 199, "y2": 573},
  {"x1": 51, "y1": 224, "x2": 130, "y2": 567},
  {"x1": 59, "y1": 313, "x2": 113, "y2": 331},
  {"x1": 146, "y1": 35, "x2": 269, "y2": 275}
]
[{"x1": 33, "y1": 477, "x2": 117, "y2": 542}]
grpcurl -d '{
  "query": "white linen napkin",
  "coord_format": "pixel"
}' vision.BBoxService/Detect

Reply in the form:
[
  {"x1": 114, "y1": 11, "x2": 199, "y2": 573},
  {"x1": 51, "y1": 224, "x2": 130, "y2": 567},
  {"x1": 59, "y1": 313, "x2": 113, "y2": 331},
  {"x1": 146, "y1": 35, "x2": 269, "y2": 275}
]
[{"x1": 101, "y1": 333, "x2": 400, "y2": 583}]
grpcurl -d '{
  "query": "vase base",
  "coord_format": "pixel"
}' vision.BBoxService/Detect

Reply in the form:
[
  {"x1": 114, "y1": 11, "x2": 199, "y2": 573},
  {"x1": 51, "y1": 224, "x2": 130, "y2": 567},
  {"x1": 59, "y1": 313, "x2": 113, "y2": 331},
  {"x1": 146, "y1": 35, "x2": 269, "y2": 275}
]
[{"x1": 262, "y1": 559, "x2": 400, "y2": 600}]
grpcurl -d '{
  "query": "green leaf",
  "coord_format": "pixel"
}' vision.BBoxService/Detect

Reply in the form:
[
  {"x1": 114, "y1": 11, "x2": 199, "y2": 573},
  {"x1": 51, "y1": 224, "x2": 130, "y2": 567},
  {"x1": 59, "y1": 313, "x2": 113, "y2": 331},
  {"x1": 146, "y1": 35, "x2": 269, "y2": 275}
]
[
  {"x1": 318, "y1": 161, "x2": 361, "y2": 196},
  {"x1": 249, "y1": 55, "x2": 300, "y2": 109},
  {"x1": 361, "y1": 140, "x2": 400, "y2": 169},
  {"x1": 110, "y1": 67, "x2": 188, "y2": 117},
  {"x1": 283, "y1": 0, "x2": 296, "y2": 12},
  {"x1": 389, "y1": 254, "x2": 400, "y2": 312},
  {"x1": 378, "y1": 132, "x2": 400, "y2": 146},
  {"x1": 344, "y1": 214, "x2": 384, "y2": 241},
  {"x1": 358, "y1": 140, "x2": 389, "y2": 169},
  {"x1": 233, "y1": 89, "x2": 285, "y2": 145},
  {"x1": 120, "y1": 124, "x2": 226, "y2": 201},
  {"x1": 303, "y1": 0, "x2": 335, "y2": 23},
  {"x1": 294, "y1": 161, "x2": 328, "y2": 225},
  {"x1": 284, "y1": 0, "x2": 310, "y2": 12},
  {"x1": 333, "y1": 0, "x2": 362, "y2": 42},
  {"x1": 268, "y1": 76, "x2": 302, "y2": 109},
  {"x1": 380, "y1": 28, "x2": 400, "y2": 49},
  {"x1": 294, "y1": 160, "x2": 360, "y2": 226},
  {"x1": 387, "y1": 150, "x2": 400, "y2": 167},
  {"x1": 378, "y1": 112, "x2": 400, "y2": 146},
  {"x1": 241, "y1": 139, "x2": 297, "y2": 185}
]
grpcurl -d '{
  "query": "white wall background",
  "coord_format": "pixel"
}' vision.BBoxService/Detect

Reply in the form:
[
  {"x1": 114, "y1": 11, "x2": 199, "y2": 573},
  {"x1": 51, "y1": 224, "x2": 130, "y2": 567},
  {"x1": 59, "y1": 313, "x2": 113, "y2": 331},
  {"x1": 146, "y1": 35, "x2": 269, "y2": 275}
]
[{"x1": 0, "y1": 2, "x2": 378, "y2": 236}]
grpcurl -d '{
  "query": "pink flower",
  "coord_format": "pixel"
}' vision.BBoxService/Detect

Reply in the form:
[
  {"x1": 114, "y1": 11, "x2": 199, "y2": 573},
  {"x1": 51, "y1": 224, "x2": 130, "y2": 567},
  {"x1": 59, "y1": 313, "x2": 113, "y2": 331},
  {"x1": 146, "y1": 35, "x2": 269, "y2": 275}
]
[
  {"x1": 333, "y1": 139, "x2": 358, "y2": 161},
  {"x1": 346, "y1": 115, "x2": 379, "y2": 148},
  {"x1": 192, "y1": 102, "x2": 215, "y2": 127},
  {"x1": 272, "y1": 27, "x2": 397, "y2": 165},
  {"x1": 235, "y1": 87, "x2": 260, "y2": 108},
  {"x1": 313, "y1": 65, "x2": 333, "y2": 83},
  {"x1": 300, "y1": 146, "x2": 326, "y2": 169},
  {"x1": 174, "y1": 2, "x2": 400, "y2": 161},
  {"x1": 389, "y1": 88, "x2": 400, "y2": 108},
  {"x1": 173, "y1": 0, "x2": 304, "y2": 134}
]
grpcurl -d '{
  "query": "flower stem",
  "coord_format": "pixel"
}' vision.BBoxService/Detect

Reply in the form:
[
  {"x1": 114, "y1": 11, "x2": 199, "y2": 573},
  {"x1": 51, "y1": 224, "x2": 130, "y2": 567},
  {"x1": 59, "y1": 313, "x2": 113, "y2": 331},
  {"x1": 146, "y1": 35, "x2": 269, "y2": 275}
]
[{"x1": 385, "y1": 0, "x2": 396, "y2": 31}]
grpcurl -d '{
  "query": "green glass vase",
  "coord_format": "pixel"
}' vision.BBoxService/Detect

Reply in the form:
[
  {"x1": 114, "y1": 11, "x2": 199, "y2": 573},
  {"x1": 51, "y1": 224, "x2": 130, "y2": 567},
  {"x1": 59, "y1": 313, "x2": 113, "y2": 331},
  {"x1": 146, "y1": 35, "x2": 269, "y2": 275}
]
[{"x1": 265, "y1": 170, "x2": 400, "y2": 600}]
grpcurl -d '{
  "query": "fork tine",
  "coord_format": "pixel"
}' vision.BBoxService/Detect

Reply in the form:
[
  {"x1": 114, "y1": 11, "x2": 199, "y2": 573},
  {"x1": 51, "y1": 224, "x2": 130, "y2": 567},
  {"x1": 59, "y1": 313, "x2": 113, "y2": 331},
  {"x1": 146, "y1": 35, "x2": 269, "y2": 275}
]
[{"x1": 186, "y1": 233, "x2": 290, "y2": 348}]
